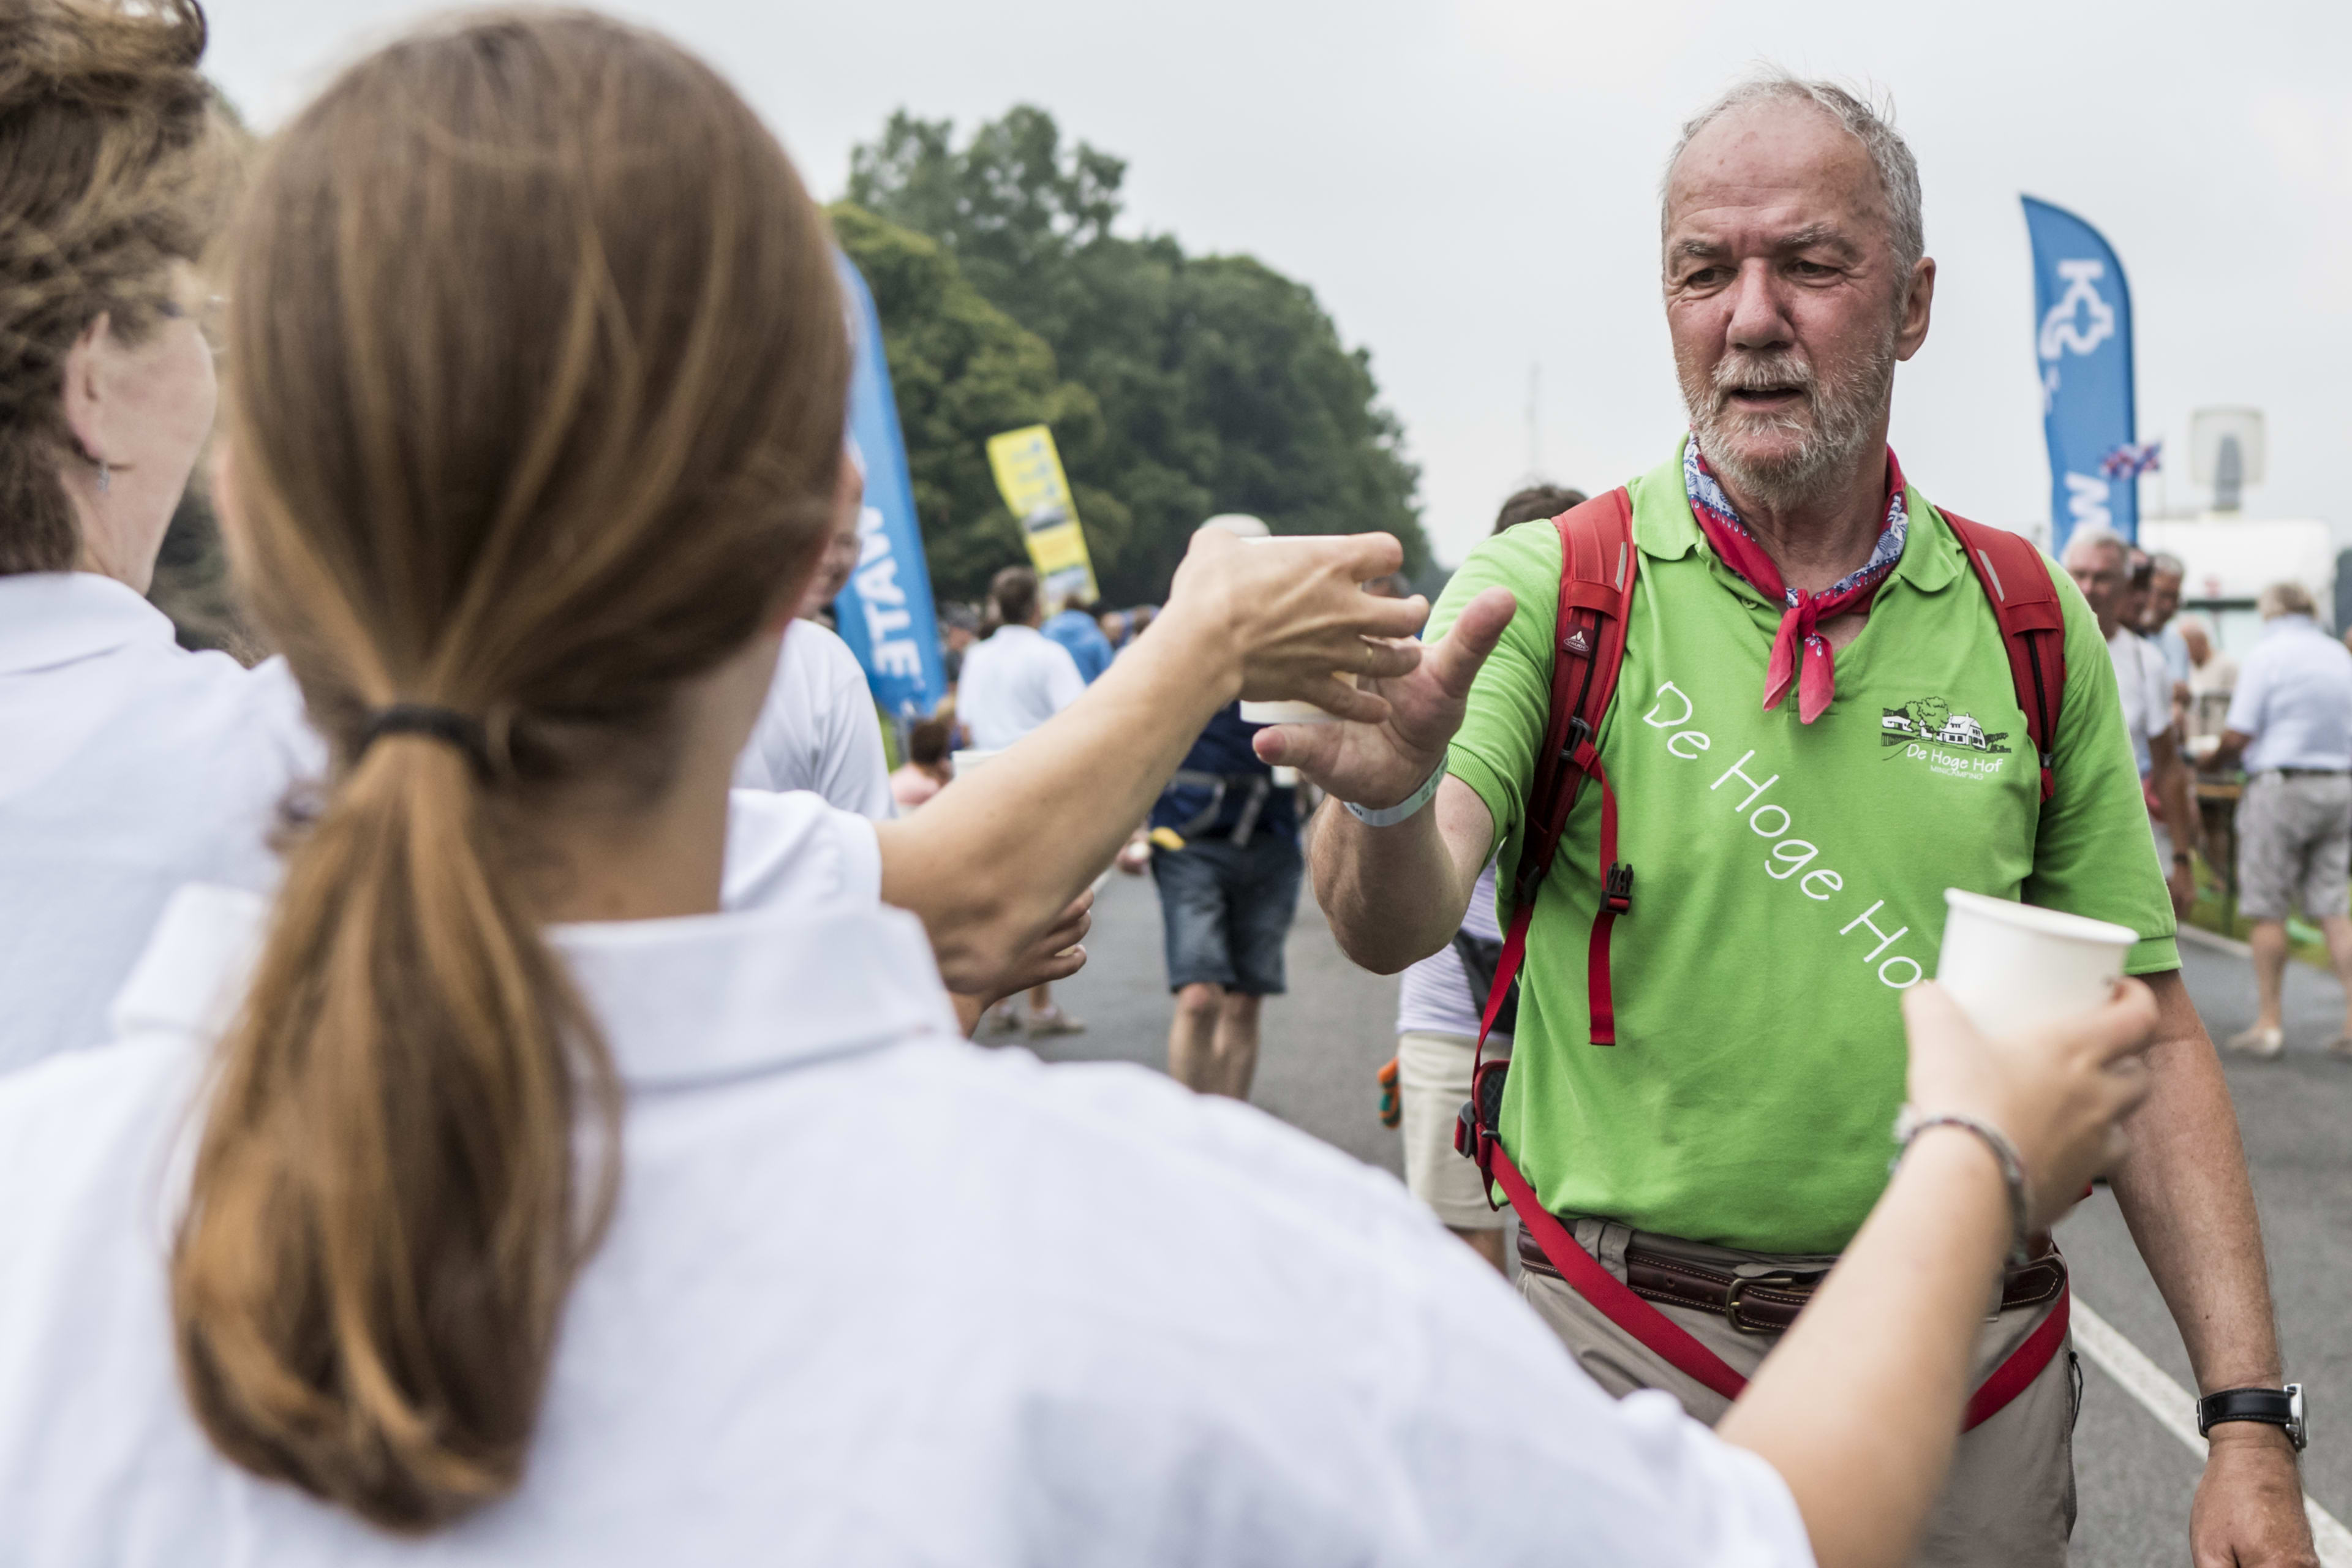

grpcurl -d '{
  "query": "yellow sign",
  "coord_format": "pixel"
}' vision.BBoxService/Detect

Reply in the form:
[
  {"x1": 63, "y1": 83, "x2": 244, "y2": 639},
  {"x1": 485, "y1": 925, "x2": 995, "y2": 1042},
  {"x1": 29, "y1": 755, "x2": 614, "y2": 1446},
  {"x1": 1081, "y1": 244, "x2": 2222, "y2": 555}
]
[{"x1": 986, "y1": 424, "x2": 1099, "y2": 608}]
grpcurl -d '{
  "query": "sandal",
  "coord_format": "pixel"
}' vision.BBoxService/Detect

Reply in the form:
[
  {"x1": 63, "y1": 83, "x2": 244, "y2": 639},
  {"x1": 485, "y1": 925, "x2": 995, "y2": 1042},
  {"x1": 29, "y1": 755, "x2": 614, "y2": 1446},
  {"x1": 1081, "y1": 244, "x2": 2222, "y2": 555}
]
[{"x1": 2224, "y1": 1025, "x2": 2285, "y2": 1060}]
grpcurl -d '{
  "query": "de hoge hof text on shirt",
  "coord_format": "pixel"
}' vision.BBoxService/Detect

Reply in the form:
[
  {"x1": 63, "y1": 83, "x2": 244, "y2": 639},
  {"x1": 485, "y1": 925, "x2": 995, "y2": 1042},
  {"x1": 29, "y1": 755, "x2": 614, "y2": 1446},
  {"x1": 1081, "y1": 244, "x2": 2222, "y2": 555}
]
[{"x1": 1641, "y1": 678, "x2": 1928, "y2": 991}]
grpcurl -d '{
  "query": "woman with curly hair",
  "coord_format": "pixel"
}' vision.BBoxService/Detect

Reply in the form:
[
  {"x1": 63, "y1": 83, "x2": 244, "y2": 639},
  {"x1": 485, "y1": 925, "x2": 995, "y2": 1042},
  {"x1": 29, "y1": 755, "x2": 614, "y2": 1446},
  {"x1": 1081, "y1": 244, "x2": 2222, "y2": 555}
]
[{"x1": 0, "y1": 0, "x2": 319, "y2": 1073}]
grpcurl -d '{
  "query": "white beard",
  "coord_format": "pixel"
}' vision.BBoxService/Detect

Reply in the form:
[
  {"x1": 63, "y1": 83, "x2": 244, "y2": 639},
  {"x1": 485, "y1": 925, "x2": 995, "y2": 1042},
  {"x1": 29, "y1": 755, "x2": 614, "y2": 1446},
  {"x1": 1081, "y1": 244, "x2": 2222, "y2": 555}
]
[{"x1": 1679, "y1": 329, "x2": 1898, "y2": 510}]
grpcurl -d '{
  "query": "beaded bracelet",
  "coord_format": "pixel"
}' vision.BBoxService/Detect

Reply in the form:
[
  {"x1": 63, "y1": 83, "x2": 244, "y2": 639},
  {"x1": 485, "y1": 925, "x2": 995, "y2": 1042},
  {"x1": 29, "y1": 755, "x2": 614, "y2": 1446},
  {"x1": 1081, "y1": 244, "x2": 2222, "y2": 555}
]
[{"x1": 1891, "y1": 1105, "x2": 2032, "y2": 1264}]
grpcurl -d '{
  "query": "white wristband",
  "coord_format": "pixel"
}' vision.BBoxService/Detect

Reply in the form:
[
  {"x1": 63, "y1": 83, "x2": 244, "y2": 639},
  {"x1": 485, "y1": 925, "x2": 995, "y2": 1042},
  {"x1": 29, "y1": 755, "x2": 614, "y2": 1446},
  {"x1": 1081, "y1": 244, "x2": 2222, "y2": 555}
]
[{"x1": 1342, "y1": 764, "x2": 1446, "y2": 828}]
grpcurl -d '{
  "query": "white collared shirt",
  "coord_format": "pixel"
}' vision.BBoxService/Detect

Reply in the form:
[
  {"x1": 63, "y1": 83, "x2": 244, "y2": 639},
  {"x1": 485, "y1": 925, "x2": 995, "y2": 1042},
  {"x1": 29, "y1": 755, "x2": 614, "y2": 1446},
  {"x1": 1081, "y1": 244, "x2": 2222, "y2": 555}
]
[
  {"x1": 0, "y1": 881, "x2": 1810, "y2": 1565},
  {"x1": 0, "y1": 573, "x2": 322, "y2": 1074},
  {"x1": 0, "y1": 565, "x2": 875, "y2": 1078},
  {"x1": 733, "y1": 619, "x2": 895, "y2": 818},
  {"x1": 2105, "y1": 627, "x2": 2174, "y2": 777},
  {"x1": 955, "y1": 622, "x2": 1085, "y2": 750},
  {"x1": 2223, "y1": 614, "x2": 2352, "y2": 773}
]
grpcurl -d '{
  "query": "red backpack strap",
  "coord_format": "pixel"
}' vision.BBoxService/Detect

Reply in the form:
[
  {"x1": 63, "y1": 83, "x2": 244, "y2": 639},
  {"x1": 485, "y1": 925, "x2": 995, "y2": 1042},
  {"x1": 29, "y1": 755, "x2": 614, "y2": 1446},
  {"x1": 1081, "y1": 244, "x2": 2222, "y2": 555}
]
[
  {"x1": 1943, "y1": 511, "x2": 2067, "y2": 802},
  {"x1": 1479, "y1": 488, "x2": 1638, "y2": 1052}
]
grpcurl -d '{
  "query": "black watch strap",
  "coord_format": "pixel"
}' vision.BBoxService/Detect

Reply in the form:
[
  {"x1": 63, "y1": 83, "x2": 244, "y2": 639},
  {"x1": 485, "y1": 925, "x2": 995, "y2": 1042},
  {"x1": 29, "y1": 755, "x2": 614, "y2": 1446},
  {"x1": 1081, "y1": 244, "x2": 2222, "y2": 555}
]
[{"x1": 2197, "y1": 1384, "x2": 2307, "y2": 1451}]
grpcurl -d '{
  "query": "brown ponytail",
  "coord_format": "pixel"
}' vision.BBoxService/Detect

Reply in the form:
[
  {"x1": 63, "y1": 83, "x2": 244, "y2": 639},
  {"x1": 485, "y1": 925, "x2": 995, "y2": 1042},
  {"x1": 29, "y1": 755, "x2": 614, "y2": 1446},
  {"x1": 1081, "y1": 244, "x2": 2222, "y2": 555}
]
[
  {"x1": 171, "y1": 13, "x2": 849, "y2": 1532},
  {"x1": 0, "y1": 0, "x2": 231, "y2": 573}
]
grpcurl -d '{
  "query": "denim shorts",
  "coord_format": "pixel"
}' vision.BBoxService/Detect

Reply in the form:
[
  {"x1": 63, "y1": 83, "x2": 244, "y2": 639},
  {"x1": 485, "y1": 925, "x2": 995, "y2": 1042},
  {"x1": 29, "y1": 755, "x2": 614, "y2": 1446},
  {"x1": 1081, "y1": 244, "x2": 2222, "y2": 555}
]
[{"x1": 1150, "y1": 835, "x2": 1303, "y2": 995}]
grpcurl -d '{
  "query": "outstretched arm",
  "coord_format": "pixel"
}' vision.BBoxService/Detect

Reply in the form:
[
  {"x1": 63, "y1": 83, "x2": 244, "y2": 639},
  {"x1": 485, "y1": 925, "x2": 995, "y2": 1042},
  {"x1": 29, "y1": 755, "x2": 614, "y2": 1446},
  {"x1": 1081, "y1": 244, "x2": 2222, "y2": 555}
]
[
  {"x1": 1307, "y1": 782, "x2": 1492, "y2": 974},
  {"x1": 1721, "y1": 982, "x2": 2158, "y2": 1568},
  {"x1": 879, "y1": 529, "x2": 1429, "y2": 995},
  {"x1": 1261, "y1": 586, "x2": 1518, "y2": 973}
]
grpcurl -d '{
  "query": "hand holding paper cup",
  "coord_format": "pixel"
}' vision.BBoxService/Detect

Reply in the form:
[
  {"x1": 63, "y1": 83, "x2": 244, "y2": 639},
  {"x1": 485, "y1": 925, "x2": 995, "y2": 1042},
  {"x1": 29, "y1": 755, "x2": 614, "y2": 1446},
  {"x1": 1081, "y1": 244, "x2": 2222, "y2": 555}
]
[
  {"x1": 1936, "y1": 889, "x2": 2138, "y2": 1039},
  {"x1": 1203, "y1": 518, "x2": 1371, "y2": 727},
  {"x1": 1908, "y1": 892, "x2": 2158, "y2": 1231},
  {"x1": 1240, "y1": 679, "x2": 1355, "y2": 726}
]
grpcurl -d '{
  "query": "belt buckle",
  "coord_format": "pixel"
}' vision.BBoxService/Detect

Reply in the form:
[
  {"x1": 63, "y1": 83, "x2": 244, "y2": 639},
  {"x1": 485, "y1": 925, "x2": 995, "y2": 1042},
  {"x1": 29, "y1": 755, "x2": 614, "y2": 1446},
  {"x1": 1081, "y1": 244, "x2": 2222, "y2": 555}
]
[{"x1": 1723, "y1": 1276, "x2": 1776, "y2": 1334}]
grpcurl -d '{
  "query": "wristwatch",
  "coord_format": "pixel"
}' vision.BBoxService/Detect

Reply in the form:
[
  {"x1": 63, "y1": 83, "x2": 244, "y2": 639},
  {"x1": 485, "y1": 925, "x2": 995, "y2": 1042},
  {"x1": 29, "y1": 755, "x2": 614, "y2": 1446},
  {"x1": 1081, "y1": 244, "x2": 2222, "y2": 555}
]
[{"x1": 2196, "y1": 1384, "x2": 2307, "y2": 1451}]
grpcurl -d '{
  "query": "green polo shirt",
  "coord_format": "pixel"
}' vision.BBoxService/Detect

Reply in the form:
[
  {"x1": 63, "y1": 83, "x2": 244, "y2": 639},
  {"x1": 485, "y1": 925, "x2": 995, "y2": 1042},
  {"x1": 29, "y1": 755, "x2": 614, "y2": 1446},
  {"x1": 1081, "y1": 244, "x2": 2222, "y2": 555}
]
[{"x1": 1432, "y1": 443, "x2": 2177, "y2": 1253}]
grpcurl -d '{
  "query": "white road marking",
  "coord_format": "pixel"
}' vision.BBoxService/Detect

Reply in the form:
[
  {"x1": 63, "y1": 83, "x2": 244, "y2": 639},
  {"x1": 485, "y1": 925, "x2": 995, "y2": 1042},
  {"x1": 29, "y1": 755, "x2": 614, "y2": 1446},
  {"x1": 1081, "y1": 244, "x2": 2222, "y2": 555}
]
[{"x1": 2074, "y1": 1298, "x2": 2352, "y2": 1565}]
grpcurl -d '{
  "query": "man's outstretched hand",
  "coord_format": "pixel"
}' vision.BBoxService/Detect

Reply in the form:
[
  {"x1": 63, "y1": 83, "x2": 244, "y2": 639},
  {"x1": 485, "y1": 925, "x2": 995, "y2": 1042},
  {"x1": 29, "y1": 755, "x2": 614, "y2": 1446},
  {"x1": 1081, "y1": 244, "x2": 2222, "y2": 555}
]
[{"x1": 1253, "y1": 587, "x2": 1517, "y2": 809}]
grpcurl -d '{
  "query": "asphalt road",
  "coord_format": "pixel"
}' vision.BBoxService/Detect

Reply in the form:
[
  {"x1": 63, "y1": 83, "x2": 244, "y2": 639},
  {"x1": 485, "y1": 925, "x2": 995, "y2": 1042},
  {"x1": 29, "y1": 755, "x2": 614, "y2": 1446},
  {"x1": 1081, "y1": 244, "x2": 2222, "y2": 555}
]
[{"x1": 1038, "y1": 867, "x2": 2352, "y2": 1566}]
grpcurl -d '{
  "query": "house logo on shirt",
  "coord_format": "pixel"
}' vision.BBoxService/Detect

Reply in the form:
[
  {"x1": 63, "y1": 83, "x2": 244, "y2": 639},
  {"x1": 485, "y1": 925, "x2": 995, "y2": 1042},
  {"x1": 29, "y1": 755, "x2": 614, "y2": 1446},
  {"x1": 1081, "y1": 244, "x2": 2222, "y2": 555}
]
[{"x1": 1881, "y1": 698, "x2": 2011, "y2": 774}]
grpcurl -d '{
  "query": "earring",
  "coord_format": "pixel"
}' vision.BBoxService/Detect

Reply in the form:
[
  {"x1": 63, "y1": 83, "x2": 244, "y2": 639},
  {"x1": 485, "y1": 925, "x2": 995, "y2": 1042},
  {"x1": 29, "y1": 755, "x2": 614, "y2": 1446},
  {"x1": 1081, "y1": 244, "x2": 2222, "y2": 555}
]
[{"x1": 95, "y1": 460, "x2": 109, "y2": 494}]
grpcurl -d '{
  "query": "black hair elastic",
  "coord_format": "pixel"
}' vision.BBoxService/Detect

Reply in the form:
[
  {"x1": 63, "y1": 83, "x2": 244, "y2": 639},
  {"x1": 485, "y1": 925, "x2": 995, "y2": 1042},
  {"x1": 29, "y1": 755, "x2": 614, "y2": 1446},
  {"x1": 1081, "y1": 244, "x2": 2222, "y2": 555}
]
[{"x1": 354, "y1": 704, "x2": 494, "y2": 780}]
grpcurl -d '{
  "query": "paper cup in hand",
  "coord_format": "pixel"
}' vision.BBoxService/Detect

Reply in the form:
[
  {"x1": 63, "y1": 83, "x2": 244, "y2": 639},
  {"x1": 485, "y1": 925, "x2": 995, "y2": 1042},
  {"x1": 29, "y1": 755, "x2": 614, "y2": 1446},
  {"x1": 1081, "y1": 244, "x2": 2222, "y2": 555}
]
[
  {"x1": 1240, "y1": 674, "x2": 1354, "y2": 727},
  {"x1": 1936, "y1": 889, "x2": 2138, "y2": 1039},
  {"x1": 1231, "y1": 531, "x2": 1370, "y2": 725}
]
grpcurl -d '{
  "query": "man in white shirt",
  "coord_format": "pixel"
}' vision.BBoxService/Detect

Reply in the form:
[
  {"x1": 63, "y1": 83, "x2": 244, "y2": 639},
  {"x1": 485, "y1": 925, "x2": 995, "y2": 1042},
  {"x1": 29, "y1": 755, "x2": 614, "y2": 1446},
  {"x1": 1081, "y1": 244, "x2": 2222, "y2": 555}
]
[
  {"x1": 731, "y1": 439, "x2": 894, "y2": 818},
  {"x1": 2063, "y1": 526, "x2": 2200, "y2": 917},
  {"x1": 2182, "y1": 618, "x2": 2240, "y2": 741},
  {"x1": 2145, "y1": 551, "x2": 2192, "y2": 684},
  {"x1": 733, "y1": 618, "x2": 894, "y2": 818},
  {"x1": 953, "y1": 563, "x2": 1089, "y2": 1033},
  {"x1": 794, "y1": 442, "x2": 865, "y2": 633},
  {"x1": 956, "y1": 565, "x2": 1085, "y2": 752},
  {"x1": 2211, "y1": 580, "x2": 2352, "y2": 1059}
]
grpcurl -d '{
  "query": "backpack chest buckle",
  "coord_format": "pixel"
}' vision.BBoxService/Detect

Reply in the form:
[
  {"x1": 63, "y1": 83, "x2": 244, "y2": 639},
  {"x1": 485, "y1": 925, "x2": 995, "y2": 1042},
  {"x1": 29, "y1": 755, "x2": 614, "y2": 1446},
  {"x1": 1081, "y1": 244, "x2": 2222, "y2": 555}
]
[{"x1": 1602, "y1": 861, "x2": 1634, "y2": 914}]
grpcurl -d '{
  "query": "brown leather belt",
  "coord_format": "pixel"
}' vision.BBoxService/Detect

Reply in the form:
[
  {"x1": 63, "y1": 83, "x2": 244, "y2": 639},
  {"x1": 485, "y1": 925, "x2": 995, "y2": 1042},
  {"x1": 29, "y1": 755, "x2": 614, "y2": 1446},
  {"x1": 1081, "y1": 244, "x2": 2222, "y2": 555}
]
[{"x1": 1518, "y1": 1231, "x2": 2068, "y2": 1334}]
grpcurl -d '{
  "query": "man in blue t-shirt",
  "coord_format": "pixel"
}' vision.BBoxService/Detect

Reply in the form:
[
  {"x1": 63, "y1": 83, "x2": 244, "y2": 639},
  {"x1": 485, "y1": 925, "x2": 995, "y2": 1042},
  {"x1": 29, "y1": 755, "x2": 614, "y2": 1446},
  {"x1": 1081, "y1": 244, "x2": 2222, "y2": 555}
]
[
  {"x1": 1041, "y1": 598, "x2": 1116, "y2": 684},
  {"x1": 1118, "y1": 703, "x2": 1300, "y2": 1098}
]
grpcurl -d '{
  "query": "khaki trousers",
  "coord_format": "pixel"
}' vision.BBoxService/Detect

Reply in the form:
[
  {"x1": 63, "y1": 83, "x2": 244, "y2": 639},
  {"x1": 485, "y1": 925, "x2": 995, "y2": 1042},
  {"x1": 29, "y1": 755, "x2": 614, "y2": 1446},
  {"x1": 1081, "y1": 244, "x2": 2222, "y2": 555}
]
[{"x1": 1518, "y1": 1217, "x2": 2078, "y2": 1568}]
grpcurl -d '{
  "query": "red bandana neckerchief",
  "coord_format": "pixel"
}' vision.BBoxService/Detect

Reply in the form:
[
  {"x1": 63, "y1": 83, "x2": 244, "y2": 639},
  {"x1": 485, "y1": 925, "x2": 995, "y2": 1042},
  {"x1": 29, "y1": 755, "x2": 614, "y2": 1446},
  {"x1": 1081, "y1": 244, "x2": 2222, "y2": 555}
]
[{"x1": 1683, "y1": 440, "x2": 1910, "y2": 725}]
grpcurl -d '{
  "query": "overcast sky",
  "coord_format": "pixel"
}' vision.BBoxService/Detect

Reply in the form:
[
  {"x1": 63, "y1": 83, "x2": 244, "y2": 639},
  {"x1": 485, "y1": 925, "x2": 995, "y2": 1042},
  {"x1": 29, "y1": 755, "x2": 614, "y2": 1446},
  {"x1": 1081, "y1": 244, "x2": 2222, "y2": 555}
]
[{"x1": 206, "y1": 0, "x2": 2348, "y2": 568}]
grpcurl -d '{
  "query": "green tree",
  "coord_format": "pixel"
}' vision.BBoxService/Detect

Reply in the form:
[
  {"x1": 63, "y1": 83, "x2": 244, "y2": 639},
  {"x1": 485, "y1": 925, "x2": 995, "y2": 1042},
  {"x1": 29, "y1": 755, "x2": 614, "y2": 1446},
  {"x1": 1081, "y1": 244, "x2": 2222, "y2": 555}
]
[
  {"x1": 848, "y1": 107, "x2": 1427, "y2": 603},
  {"x1": 830, "y1": 202, "x2": 1129, "y2": 600}
]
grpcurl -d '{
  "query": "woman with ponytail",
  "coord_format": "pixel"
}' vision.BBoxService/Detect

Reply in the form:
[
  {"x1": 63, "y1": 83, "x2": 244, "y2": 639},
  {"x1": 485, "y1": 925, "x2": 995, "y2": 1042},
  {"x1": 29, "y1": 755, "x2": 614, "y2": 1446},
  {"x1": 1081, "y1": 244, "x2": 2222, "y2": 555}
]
[
  {"x1": 0, "y1": 0, "x2": 322, "y2": 1074},
  {"x1": 0, "y1": 13, "x2": 2161, "y2": 1568},
  {"x1": 0, "y1": 0, "x2": 1061, "y2": 1079}
]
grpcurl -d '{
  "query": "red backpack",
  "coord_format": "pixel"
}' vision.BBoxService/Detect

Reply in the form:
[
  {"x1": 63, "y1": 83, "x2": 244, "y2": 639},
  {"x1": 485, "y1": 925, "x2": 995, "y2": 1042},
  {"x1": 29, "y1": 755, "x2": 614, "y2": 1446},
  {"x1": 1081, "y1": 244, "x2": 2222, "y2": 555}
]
[{"x1": 1455, "y1": 486, "x2": 2071, "y2": 1424}]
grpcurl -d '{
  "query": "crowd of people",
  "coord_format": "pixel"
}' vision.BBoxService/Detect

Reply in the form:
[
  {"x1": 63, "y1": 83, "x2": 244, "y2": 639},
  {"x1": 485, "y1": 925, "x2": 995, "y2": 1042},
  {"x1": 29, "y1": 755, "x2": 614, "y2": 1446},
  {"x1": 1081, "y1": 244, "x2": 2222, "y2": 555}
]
[
  {"x1": 2064, "y1": 532, "x2": 2352, "y2": 1064},
  {"x1": 0, "y1": 5, "x2": 2320, "y2": 1566}
]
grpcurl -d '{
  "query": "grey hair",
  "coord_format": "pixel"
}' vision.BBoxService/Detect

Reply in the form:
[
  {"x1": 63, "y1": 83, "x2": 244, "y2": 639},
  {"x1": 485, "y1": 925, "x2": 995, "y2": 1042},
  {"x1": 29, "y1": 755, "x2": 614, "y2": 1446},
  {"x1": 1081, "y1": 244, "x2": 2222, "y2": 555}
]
[
  {"x1": 2258, "y1": 581, "x2": 2317, "y2": 620},
  {"x1": 2149, "y1": 551, "x2": 2185, "y2": 578},
  {"x1": 1663, "y1": 69, "x2": 1924, "y2": 275},
  {"x1": 2061, "y1": 524, "x2": 2130, "y2": 565}
]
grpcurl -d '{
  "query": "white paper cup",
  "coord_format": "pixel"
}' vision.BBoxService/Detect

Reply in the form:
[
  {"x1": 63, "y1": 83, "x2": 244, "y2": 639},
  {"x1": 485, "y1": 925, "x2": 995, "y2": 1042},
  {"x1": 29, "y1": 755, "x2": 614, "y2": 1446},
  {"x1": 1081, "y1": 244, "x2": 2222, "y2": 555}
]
[
  {"x1": 1240, "y1": 674, "x2": 1354, "y2": 727},
  {"x1": 1936, "y1": 888, "x2": 2138, "y2": 1039},
  {"x1": 949, "y1": 748, "x2": 999, "y2": 777},
  {"x1": 1235, "y1": 533, "x2": 1366, "y2": 726}
]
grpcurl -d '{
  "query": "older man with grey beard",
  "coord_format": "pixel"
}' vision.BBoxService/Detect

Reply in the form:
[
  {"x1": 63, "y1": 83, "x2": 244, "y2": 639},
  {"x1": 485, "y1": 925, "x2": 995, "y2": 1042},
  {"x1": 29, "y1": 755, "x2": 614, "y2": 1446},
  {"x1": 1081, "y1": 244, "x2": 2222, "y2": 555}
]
[{"x1": 1260, "y1": 70, "x2": 2316, "y2": 1568}]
